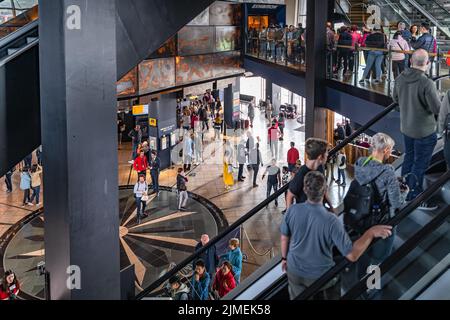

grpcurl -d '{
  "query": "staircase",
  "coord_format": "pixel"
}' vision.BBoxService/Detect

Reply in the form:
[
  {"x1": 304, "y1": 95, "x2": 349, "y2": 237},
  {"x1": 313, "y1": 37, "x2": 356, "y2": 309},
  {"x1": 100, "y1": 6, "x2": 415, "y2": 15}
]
[
  {"x1": 396, "y1": 0, "x2": 450, "y2": 52},
  {"x1": 345, "y1": 0, "x2": 450, "y2": 52},
  {"x1": 347, "y1": 0, "x2": 370, "y2": 26}
]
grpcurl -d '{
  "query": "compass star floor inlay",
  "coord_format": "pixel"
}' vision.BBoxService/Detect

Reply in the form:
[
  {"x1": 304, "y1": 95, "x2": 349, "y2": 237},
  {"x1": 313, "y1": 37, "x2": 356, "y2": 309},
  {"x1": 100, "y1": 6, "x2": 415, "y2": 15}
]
[{"x1": 0, "y1": 186, "x2": 227, "y2": 300}]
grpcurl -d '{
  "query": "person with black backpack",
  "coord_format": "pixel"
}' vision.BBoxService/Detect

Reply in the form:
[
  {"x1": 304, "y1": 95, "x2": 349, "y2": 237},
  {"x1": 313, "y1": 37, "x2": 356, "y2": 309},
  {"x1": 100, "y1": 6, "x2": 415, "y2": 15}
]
[
  {"x1": 281, "y1": 171, "x2": 393, "y2": 299},
  {"x1": 344, "y1": 133, "x2": 404, "y2": 264},
  {"x1": 336, "y1": 26, "x2": 353, "y2": 76}
]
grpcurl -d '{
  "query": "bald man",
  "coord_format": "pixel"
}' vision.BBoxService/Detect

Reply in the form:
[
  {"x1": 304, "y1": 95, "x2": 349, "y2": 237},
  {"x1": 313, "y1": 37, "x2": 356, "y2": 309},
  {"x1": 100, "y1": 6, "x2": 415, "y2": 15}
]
[
  {"x1": 193, "y1": 234, "x2": 218, "y2": 281},
  {"x1": 393, "y1": 49, "x2": 441, "y2": 205}
]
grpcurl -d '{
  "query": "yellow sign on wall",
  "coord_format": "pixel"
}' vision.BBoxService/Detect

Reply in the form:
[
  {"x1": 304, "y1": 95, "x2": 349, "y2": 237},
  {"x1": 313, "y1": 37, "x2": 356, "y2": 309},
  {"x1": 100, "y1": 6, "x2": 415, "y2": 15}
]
[
  {"x1": 132, "y1": 105, "x2": 148, "y2": 116},
  {"x1": 149, "y1": 118, "x2": 157, "y2": 127}
]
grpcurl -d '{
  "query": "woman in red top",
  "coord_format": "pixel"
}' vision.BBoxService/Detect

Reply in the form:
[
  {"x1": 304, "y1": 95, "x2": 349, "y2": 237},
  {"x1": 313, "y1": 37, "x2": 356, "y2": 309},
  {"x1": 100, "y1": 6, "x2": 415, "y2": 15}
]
[
  {"x1": 0, "y1": 270, "x2": 20, "y2": 300},
  {"x1": 212, "y1": 261, "x2": 236, "y2": 298},
  {"x1": 191, "y1": 112, "x2": 200, "y2": 131},
  {"x1": 133, "y1": 150, "x2": 149, "y2": 177}
]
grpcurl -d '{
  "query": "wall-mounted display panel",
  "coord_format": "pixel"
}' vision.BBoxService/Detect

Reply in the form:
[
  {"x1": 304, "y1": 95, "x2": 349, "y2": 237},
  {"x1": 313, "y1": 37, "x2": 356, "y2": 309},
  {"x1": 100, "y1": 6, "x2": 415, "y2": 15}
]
[
  {"x1": 148, "y1": 35, "x2": 177, "y2": 59},
  {"x1": 178, "y1": 26, "x2": 215, "y2": 56},
  {"x1": 213, "y1": 51, "x2": 244, "y2": 78},
  {"x1": 210, "y1": 1, "x2": 240, "y2": 25},
  {"x1": 139, "y1": 58, "x2": 176, "y2": 94},
  {"x1": 187, "y1": 8, "x2": 210, "y2": 26},
  {"x1": 117, "y1": 67, "x2": 137, "y2": 96},
  {"x1": 216, "y1": 26, "x2": 241, "y2": 52},
  {"x1": 176, "y1": 54, "x2": 213, "y2": 85}
]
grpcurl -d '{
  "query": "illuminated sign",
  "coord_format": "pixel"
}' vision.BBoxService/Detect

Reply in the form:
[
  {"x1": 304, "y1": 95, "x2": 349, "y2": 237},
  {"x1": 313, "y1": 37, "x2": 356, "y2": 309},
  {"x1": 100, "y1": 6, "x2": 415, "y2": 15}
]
[
  {"x1": 132, "y1": 104, "x2": 149, "y2": 116},
  {"x1": 149, "y1": 118, "x2": 157, "y2": 127}
]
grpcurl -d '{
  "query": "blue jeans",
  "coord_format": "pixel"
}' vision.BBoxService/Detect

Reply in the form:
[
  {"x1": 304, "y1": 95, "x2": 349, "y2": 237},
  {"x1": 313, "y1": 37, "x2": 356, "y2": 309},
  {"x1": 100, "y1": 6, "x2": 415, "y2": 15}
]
[
  {"x1": 369, "y1": 227, "x2": 396, "y2": 265},
  {"x1": 150, "y1": 170, "x2": 159, "y2": 194},
  {"x1": 132, "y1": 142, "x2": 139, "y2": 160},
  {"x1": 362, "y1": 51, "x2": 384, "y2": 80},
  {"x1": 269, "y1": 42, "x2": 275, "y2": 58},
  {"x1": 5, "y1": 171, "x2": 12, "y2": 191},
  {"x1": 135, "y1": 197, "x2": 146, "y2": 218},
  {"x1": 30, "y1": 186, "x2": 41, "y2": 204},
  {"x1": 341, "y1": 228, "x2": 396, "y2": 295},
  {"x1": 337, "y1": 169, "x2": 346, "y2": 185},
  {"x1": 402, "y1": 133, "x2": 438, "y2": 200},
  {"x1": 267, "y1": 181, "x2": 279, "y2": 205}
]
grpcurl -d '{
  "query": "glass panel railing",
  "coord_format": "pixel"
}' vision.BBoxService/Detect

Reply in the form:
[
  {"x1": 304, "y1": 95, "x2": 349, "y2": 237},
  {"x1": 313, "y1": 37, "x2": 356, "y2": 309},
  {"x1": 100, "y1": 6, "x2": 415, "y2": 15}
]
[
  {"x1": 136, "y1": 203, "x2": 284, "y2": 300},
  {"x1": 295, "y1": 171, "x2": 450, "y2": 300},
  {"x1": 0, "y1": 0, "x2": 38, "y2": 40},
  {"x1": 245, "y1": 34, "x2": 306, "y2": 72},
  {"x1": 343, "y1": 202, "x2": 450, "y2": 300},
  {"x1": 245, "y1": 33, "x2": 450, "y2": 98},
  {"x1": 136, "y1": 98, "x2": 410, "y2": 301},
  {"x1": 328, "y1": 44, "x2": 450, "y2": 97}
]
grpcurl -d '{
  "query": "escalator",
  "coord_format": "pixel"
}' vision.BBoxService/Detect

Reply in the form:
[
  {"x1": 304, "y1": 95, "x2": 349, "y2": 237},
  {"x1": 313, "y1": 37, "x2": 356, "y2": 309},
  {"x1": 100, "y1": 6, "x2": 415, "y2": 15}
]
[
  {"x1": 342, "y1": 194, "x2": 450, "y2": 300},
  {"x1": 134, "y1": 76, "x2": 449, "y2": 300},
  {"x1": 0, "y1": 0, "x2": 214, "y2": 177},
  {"x1": 231, "y1": 145, "x2": 449, "y2": 300}
]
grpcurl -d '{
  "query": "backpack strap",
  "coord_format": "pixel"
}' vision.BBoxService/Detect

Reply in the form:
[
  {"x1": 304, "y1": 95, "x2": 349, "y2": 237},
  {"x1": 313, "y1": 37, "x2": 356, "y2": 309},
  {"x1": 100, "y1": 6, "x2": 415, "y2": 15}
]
[{"x1": 362, "y1": 158, "x2": 388, "y2": 201}]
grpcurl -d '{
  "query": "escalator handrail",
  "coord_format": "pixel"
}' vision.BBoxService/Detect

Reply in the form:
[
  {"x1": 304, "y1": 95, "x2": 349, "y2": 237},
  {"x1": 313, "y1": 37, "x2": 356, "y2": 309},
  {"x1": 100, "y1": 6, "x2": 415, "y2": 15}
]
[
  {"x1": 342, "y1": 200, "x2": 450, "y2": 300},
  {"x1": 136, "y1": 74, "x2": 449, "y2": 300},
  {"x1": 135, "y1": 102, "x2": 402, "y2": 300},
  {"x1": 0, "y1": 18, "x2": 38, "y2": 49},
  {"x1": 0, "y1": 35, "x2": 38, "y2": 66},
  {"x1": 295, "y1": 170, "x2": 450, "y2": 300}
]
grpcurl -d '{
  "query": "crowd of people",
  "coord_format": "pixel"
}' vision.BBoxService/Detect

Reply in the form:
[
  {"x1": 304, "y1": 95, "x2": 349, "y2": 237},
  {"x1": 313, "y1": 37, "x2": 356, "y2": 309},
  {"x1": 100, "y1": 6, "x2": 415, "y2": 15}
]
[
  {"x1": 281, "y1": 48, "x2": 450, "y2": 299},
  {"x1": 2, "y1": 19, "x2": 450, "y2": 300},
  {"x1": 326, "y1": 21, "x2": 439, "y2": 84},
  {"x1": 248, "y1": 23, "x2": 306, "y2": 64},
  {"x1": 163, "y1": 43, "x2": 450, "y2": 300},
  {"x1": 2, "y1": 150, "x2": 43, "y2": 208},
  {"x1": 168, "y1": 235, "x2": 243, "y2": 301}
]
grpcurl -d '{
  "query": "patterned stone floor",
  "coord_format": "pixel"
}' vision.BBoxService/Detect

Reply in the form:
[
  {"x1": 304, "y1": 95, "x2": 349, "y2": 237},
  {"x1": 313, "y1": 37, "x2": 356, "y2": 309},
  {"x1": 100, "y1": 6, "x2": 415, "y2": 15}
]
[{"x1": 0, "y1": 107, "x2": 351, "y2": 298}]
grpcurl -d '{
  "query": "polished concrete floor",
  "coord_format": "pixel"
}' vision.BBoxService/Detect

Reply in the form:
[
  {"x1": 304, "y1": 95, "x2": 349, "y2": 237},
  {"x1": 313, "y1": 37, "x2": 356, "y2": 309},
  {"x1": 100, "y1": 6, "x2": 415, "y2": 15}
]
[{"x1": 0, "y1": 107, "x2": 351, "y2": 298}]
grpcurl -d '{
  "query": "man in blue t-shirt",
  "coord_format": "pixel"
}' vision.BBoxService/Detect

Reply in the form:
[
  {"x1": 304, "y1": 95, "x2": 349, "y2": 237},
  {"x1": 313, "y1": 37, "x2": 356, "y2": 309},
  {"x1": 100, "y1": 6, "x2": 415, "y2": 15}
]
[{"x1": 280, "y1": 171, "x2": 392, "y2": 299}]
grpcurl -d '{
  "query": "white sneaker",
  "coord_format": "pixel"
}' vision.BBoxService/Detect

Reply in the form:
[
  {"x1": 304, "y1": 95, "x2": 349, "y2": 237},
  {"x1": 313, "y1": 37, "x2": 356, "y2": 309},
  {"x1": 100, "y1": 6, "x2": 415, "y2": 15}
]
[
  {"x1": 128, "y1": 160, "x2": 134, "y2": 164},
  {"x1": 418, "y1": 201, "x2": 438, "y2": 211},
  {"x1": 27, "y1": 202, "x2": 34, "y2": 206},
  {"x1": 37, "y1": 203, "x2": 42, "y2": 206}
]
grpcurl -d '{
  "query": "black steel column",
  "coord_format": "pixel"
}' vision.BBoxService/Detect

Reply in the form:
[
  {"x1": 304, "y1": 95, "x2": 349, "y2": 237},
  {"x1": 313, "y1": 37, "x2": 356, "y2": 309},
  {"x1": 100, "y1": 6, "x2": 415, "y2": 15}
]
[
  {"x1": 39, "y1": 0, "x2": 120, "y2": 300},
  {"x1": 305, "y1": 0, "x2": 328, "y2": 139}
]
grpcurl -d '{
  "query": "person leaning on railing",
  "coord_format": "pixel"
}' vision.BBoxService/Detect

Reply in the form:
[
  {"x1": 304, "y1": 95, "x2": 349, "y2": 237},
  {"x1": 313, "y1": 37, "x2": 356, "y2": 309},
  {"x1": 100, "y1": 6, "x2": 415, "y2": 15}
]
[{"x1": 359, "y1": 25, "x2": 386, "y2": 84}]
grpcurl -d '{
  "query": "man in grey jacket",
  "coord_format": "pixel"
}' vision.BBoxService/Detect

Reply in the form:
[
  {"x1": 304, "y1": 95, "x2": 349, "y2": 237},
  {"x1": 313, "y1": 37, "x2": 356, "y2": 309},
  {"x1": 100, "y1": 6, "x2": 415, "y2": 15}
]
[
  {"x1": 393, "y1": 49, "x2": 441, "y2": 204},
  {"x1": 438, "y1": 91, "x2": 450, "y2": 169},
  {"x1": 353, "y1": 133, "x2": 403, "y2": 263}
]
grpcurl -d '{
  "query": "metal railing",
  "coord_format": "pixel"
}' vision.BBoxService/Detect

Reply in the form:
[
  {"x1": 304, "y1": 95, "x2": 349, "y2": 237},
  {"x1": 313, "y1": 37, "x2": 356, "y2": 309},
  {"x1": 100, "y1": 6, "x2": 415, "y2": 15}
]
[
  {"x1": 342, "y1": 203, "x2": 450, "y2": 300},
  {"x1": 135, "y1": 93, "x2": 409, "y2": 300},
  {"x1": 294, "y1": 169, "x2": 450, "y2": 300},
  {"x1": 329, "y1": 43, "x2": 450, "y2": 96}
]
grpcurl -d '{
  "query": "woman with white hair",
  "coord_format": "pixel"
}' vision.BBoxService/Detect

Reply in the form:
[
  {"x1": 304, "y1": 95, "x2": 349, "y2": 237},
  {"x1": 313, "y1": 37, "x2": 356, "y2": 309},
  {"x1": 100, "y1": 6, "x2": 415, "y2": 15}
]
[{"x1": 352, "y1": 132, "x2": 403, "y2": 265}]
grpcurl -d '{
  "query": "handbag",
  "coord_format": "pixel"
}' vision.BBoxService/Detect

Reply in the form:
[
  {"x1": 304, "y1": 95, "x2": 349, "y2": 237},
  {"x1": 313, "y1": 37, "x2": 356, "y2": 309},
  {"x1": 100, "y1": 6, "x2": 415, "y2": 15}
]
[{"x1": 141, "y1": 192, "x2": 149, "y2": 202}]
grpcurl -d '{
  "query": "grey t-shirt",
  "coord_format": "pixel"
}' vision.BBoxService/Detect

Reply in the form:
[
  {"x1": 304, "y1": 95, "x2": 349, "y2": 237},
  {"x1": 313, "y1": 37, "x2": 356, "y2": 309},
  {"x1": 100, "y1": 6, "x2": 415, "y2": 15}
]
[{"x1": 280, "y1": 202, "x2": 353, "y2": 279}]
